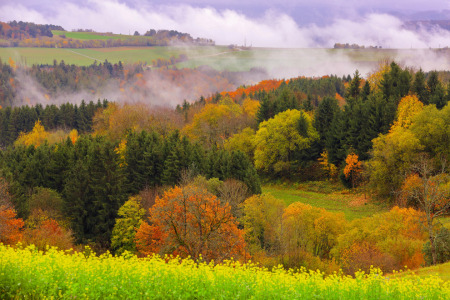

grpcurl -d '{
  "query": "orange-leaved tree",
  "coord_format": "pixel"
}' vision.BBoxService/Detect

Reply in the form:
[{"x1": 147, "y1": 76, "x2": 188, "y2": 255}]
[
  {"x1": 0, "y1": 206, "x2": 24, "y2": 245},
  {"x1": 23, "y1": 218, "x2": 74, "y2": 251},
  {"x1": 136, "y1": 185, "x2": 246, "y2": 262},
  {"x1": 344, "y1": 153, "x2": 362, "y2": 188}
]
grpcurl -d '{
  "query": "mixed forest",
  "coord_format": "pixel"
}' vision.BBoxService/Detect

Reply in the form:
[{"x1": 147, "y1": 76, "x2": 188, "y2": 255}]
[{"x1": 1, "y1": 54, "x2": 449, "y2": 279}]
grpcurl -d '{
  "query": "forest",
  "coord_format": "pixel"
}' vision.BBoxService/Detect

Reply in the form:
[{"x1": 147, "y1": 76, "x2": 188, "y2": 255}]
[{"x1": 0, "y1": 56, "x2": 449, "y2": 283}]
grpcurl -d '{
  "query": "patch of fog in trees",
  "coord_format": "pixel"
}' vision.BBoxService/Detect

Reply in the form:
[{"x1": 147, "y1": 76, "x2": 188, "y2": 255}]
[
  {"x1": 12, "y1": 67, "x2": 270, "y2": 107},
  {"x1": 210, "y1": 48, "x2": 450, "y2": 80}
]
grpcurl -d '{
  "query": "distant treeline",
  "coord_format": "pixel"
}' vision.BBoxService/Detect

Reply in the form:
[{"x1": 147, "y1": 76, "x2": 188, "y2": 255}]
[
  {"x1": 0, "y1": 100, "x2": 107, "y2": 147},
  {"x1": 0, "y1": 59, "x2": 269, "y2": 109},
  {"x1": 0, "y1": 20, "x2": 64, "y2": 39},
  {"x1": 0, "y1": 58, "x2": 143, "y2": 107},
  {"x1": 333, "y1": 43, "x2": 382, "y2": 49},
  {"x1": 0, "y1": 20, "x2": 214, "y2": 48}
]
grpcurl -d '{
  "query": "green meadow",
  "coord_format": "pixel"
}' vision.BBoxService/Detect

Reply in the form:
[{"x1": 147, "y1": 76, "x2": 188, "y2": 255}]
[
  {"x1": 0, "y1": 46, "x2": 209, "y2": 66},
  {"x1": 52, "y1": 30, "x2": 125, "y2": 40},
  {"x1": 262, "y1": 182, "x2": 387, "y2": 221}
]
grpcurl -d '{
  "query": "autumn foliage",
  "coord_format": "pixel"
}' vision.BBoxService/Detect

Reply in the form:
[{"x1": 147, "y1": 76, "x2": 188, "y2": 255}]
[
  {"x1": 23, "y1": 218, "x2": 74, "y2": 251},
  {"x1": 14, "y1": 120, "x2": 49, "y2": 148},
  {"x1": 136, "y1": 185, "x2": 246, "y2": 262},
  {"x1": 0, "y1": 206, "x2": 24, "y2": 245},
  {"x1": 344, "y1": 153, "x2": 362, "y2": 188},
  {"x1": 334, "y1": 207, "x2": 426, "y2": 273},
  {"x1": 219, "y1": 79, "x2": 285, "y2": 101}
]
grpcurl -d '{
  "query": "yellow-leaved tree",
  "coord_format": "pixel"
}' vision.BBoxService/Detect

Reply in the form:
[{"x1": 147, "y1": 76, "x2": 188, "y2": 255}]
[
  {"x1": 14, "y1": 120, "x2": 49, "y2": 148},
  {"x1": 391, "y1": 95, "x2": 424, "y2": 130},
  {"x1": 254, "y1": 109, "x2": 319, "y2": 176},
  {"x1": 343, "y1": 153, "x2": 362, "y2": 189}
]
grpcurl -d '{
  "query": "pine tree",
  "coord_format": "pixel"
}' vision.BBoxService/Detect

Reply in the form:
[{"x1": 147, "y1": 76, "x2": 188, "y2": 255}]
[
  {"x1": 256, "y1": 94, "x2": 270, "y2": 124},
  {"x1": 161, "y1": 148, "x2": 180, "y2": 185},
  {"x1": 413, "y1": 69, "x2": 428, "y2": 104},
  {"x1": 326, "y1": 110, "x2": 346, "y2": 165},
  {"x1": 314, "y1": 96, "x2": 340, "y2": 150},
  {"x1": 361, "y1": 81, "x2": 371, "y2": 101},
  {"x1": 88, "y1": 139, "x2": 125, "y2": 247}
]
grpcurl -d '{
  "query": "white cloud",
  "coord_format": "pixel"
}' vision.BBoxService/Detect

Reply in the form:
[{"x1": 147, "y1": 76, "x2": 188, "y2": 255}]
[{"x1": 2, "y1": 0, "x2": 450, "y2": 49}]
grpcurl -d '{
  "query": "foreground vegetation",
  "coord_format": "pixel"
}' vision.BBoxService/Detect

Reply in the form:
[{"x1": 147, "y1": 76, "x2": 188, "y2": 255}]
[{"x1": 1, "y1": 244, "x2": 449, "y2": 299}]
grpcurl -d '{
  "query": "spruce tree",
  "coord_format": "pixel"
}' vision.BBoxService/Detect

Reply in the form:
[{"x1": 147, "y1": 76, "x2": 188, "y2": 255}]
[
  {"x1": 256, "y1": 94, "x2": 270, "y2": 124},
  {"x1": 413, "y1": 69, "x2": 428, "y2": 104}
]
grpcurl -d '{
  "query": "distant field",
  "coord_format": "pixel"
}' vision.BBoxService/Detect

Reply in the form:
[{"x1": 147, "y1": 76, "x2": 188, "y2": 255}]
[
  {"x1": 0, "y1": 46, "x2": 220, "y2": 66},
  {"x1": 1, "y1": 46, "x2": 449, "y2": 76},
  {"x1": 52, "y1": 30, "x2": 125, "y2": 40},
  {"x1": 262, "y1": 183, "x2": 387, "y2": 220}
]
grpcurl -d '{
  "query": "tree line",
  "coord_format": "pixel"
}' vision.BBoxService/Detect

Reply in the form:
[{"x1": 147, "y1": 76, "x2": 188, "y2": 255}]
[
  {"x1": 0, "y1": 20, "x2": 214, "y2": 48},
  {"x1": 0, "y1": 100, "x2": 107, "y2": 147}
]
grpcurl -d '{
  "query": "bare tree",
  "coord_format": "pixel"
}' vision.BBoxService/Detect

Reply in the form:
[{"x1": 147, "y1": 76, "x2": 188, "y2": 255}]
[
  {"x1": 218, "y1": 179, "x2": 249, "y2": 219},
  {"x1": 402, "y1": 155, "x2": 450, "y2": 265}
]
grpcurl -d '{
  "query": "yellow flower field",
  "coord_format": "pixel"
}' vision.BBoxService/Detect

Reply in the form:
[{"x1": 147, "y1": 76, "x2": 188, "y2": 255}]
[{"x1": 0, "y1": 244, "x2": 449, "y2": 299}]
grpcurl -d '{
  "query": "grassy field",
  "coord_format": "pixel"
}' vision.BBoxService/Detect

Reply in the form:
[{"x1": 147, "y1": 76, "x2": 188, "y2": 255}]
[
  {"x1": 262, "y1": 182, "x2": 387, "y2": 220},
  {"x1": 52, "y1": 30, "x2": 126, "y2": 40},
  {"x1": 0, "y1": 46, "x2": 210, "y2": 66}
]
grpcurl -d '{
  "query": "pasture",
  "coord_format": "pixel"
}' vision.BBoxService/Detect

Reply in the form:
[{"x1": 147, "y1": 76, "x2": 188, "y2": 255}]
[
  {"x1": 0, "y1": 46, "x2": 202, "y2": 66},
  {"x1": 52, "y1": 30, "x2": 125, "y2": 40},
  {"x1": 262, "y1": 182, "x2": 387, "y2": 220},
  {"x1": 2, "y1": 46, "x2": 449, "y2": 77}
]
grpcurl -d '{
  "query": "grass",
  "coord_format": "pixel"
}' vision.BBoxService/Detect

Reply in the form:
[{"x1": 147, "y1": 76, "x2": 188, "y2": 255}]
[
  {"x1": 391, "y1": 262, "x2": 450, "y2": 282},
  {"x1": 52, "y1": 30, "x2": 125, "y2": 40},
  {"x1": 0, "y1": 46, "x2": 195, "y2": 66},
  {"x1": 262, "y1": 182, "x2": 388, "y2": 220}
]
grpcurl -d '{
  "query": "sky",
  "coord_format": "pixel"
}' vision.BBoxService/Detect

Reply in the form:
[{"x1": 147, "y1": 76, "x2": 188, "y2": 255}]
[{"x1": 1, "y1": 0, "x2": 450, "y2": 48}]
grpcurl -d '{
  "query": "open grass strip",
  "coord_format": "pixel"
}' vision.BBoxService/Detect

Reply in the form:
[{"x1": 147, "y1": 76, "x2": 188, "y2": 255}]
[{"x1": 0, "y1": 244, "x2": 449, "y2": 299}]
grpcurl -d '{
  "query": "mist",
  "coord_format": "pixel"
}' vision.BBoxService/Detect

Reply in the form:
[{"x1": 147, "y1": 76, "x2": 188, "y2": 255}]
[
  {"x1": 3, "y1": 0, "x2": 450, "y2": 107},
  {"x1": 2, "y1": 0, "x2": 450, "y2": 48},
  {"x1": 12, "y1": 65, "x2": 269, "y2": 107}
]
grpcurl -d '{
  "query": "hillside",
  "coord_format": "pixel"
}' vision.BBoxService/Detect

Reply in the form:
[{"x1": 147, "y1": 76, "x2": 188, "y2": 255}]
[{"x1": 0, "y1": 20, "x2": 214, "y2": 48}]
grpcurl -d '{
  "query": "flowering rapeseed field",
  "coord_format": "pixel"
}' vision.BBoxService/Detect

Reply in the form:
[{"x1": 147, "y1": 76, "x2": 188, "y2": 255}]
[{"x1": 1, "y1": 244, "x2": 449, "y2": 299}]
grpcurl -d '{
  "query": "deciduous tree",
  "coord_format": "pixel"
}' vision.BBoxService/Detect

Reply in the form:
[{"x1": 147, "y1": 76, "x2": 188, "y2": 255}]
[
  {"x1": 344, "y1": 153, "x2": 362, "y2": 188},
  {"x1": 111, "y1": 196, "x2": 145, "y2": 255},
  {"x1": 136, "y1": 185, "x2": 246, "y2": 262},
  {"x1": 400, "y1": 156, "x2": 450, "y2": 265},
  {"x1": 0, "y1": 206, "x2": 24, "y2": 245},
  {"x1": 254, "y1": 109, "x2": 318, "y2": 176}
]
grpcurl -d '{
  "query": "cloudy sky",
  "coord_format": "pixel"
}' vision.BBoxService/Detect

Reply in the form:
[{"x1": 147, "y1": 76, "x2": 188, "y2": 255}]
[{"x1": 1, "y1": 0, "x2": 450, "y2": 47}]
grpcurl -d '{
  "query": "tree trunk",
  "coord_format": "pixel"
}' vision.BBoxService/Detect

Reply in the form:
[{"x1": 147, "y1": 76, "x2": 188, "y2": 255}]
[{"x1": 428, "y1": 219, "x2": 437, "y2": 265}]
